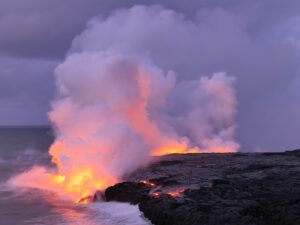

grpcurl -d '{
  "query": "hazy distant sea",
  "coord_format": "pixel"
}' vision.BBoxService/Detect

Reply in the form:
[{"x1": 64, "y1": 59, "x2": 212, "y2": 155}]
[{"x1": 0, "y1": 127, "x2": 149, "y2": 225}]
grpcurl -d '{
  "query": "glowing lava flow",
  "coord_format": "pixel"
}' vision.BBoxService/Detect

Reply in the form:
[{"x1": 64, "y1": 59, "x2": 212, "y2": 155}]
[
  {"x1": 139, "y1": 180, "x2": 156, "y2": 187},
  {"x1": 152, "y1": 141, "x2": 235, "y2": 156},
  {"x1": 43, "y1": 140, "x2": 231, "y2": 202},
  {"x1": 152, "y1": 191, "x2": 161, "y2": 198},
  {"x1": 151, "y1": 188, "x2": 185, "y2": 198},
  {"x1": 51, "y1": 170, "x2": 114, "y2": 203},
  {"x1": 48, "y1": 167, "x2": 117, "y2": 203},
  {"x1": 167, "y1": 188, "x2": 185, "y2": 198}
]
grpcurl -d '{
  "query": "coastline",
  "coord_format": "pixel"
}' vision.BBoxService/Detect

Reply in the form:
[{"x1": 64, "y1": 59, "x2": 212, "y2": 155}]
[{"x1": 102, "y1": 150, "x2": 300, "y2": 225}]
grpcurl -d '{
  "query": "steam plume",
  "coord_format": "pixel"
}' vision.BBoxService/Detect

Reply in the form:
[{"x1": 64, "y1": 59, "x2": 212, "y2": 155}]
[{"x1": 9, "y1": 5, "x2": 239, "y2": 200}]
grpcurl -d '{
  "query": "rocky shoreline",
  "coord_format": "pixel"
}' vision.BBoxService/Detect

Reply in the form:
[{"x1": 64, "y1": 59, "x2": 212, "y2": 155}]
[{"x1": 100, "y1": 150, "x2": 300, "y2": 225}]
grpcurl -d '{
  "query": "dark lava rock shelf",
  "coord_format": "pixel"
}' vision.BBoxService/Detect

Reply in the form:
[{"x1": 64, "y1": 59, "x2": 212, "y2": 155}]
[{"x1": 102, "y1": 150, "x2": 300, "y2": 225}]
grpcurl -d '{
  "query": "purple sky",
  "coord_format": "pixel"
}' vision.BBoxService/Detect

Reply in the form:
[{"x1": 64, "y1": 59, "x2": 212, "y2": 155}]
[{"x1": 1, "y1": 0, "x2": 300, "y2": 152}]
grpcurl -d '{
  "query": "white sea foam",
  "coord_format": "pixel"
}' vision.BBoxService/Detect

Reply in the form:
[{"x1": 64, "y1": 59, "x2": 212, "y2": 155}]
[{"x1": 88, "y1": 202, "x2": 151, "y2": 225}]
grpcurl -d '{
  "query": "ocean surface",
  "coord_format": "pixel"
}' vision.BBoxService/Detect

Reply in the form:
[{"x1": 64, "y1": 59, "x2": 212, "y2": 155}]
[{"x1": 0, "y1": 127, "x2": 150, "y2": 225}]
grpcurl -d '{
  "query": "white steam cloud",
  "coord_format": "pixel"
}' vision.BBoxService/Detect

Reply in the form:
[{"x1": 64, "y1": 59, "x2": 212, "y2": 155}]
[{"x1": 9, "y1": 5, "x2": 240, "y2": 199}]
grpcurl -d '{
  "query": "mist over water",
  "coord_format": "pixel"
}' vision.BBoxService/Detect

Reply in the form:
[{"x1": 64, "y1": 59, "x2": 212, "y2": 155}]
[{"x1": 0, "y1": 127, "x2": 150, "y2": 225}]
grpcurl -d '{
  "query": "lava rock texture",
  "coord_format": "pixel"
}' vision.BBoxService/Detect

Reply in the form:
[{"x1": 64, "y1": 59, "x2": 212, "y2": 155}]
[
  {"x1": 104, "y1": 150, "x2": 300, "y2": 225},
  {"x1": 105, "y1": 182, "x2": 151, "y2": 204}
]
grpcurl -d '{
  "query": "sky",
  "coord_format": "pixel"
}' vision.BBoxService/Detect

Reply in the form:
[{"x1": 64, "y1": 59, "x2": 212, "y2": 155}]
[{"x1": 0, "y1": 0, "x2": 300, "y2": 152}]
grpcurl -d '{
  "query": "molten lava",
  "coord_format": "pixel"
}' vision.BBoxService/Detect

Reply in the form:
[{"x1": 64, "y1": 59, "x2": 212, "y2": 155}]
[
  {"x1": 38, "y1": 141, "x2": 231, "y2": 202},
  {"x1": 40, "y1": 140, "x2": 120, "y2": 202},
  {"x1": 152, "y1": 139, "x2": 199, "y2": 156},
  {"x1": 167, "y1": 188, "x2": 185, "y2": 198},
  {"x1": 151, "y1": 188, "x2": 185, "y2": 198},
  {"x1": 49, "y1": 169, "x2": 116, "y2": 202},
  {"x1": 152, "y1": 191, "x2": 161, "y2": 198},
  {"x1": 77, "y1": 195, "x2": 94, "y2": 204},
  {"x1": 139, "y1": 180, "x2": 156, "y2": 187}
]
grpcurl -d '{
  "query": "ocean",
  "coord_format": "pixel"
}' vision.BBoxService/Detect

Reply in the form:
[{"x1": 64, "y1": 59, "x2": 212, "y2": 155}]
[{"x1": 0, "y1": 127, "x2": 150, "y2": 225}]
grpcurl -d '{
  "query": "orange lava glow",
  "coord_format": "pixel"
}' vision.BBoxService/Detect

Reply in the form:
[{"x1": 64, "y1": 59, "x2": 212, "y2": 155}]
[
  {"x1": 10, "y1": 158, "x2": 118, "y2": 203},
  {"x1": 152, "y1": 191, "x2": 161, "y2": 198},
  {"x1": 153, "y1": 143, "x2": 199, "y2": 156},
  {"x1": 54, "y1": 170, "x2": 116, "y2": 202},
  {"x1": 38, "y1": 140, "x2": 232, "y2": 202},
  {"x1": 153, "y1": 140, "x2": 237, "y2": 156},
  {"x1": 30, "y1": 168, "x2": 116, "y2": 202},
  {"x1": 77, "y1": 195, "x2": 94, "y2": 204},
  {"x1": 37, "y1": 141, "x2": 119, "y2": 202},
  {"x1": 139, "y1": 180, "x2": 156, "y2": 186},
  {"x1": 18, "y1": 139, "x2": 233, "y2": 202},
  {"x1": 167, "y1": 188, "x2": 185, "y2": 198}
]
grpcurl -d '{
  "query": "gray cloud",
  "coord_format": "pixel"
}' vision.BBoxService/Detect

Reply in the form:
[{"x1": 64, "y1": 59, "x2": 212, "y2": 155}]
[
  {"x1": 1, "y1": 0, "x2": 300, "y2": 59},
  {"x1": 0, "y1": 56, "x2": 57, "y2": 125}
]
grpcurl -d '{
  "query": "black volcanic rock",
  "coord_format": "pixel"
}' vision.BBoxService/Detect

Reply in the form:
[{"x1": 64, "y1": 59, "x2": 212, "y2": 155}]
[
  {"x1": 139, "y1": 173, "x2": 300, "y2": 225},
  {"x1": 149, "y1": 176, "x2": 179, "y2": 187},
  {"x1": 104, "y1": 181, "x2": 151, "y2": 204},
  {"x1": 103, "y1": 150, "x2": 300, "y2": 225}
]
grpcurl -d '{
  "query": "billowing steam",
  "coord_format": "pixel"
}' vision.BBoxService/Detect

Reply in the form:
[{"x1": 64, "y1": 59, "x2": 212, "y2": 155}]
[{"x1": 9, "y1": 5, "x2": 239, "y2": 200}]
